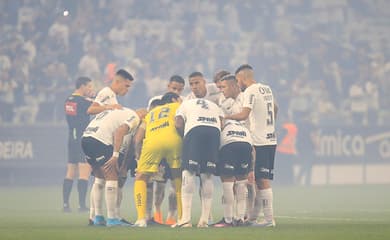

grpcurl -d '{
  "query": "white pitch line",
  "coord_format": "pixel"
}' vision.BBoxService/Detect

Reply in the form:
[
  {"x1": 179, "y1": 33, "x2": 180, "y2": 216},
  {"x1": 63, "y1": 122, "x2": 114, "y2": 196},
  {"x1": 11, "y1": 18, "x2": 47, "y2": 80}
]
[{"x1": 276, "y1": 215, "x2": 387, "y2": 222}]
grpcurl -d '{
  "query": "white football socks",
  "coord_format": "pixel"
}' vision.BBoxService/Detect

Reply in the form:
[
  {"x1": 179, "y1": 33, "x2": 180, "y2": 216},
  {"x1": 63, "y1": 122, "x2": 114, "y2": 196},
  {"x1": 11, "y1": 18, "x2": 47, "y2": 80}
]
[
  {"x1": 222, "y1": 181, "x2": 234, "y2": 223},
  {"x1": 235, "y1": 180, "x2": 248, "y2": 221},
  {"x1": 181, "y1": 170, "x2": 195, "y2": 224},
  {"x1": 259, "y1": 188, "x2": 274, "y2": 222},
  {"x1": 92, "y1": 178, "x2": 105, "y2": 216},
  {"x1": 199, "y1": 173, "x2": 214, "y2": 224},
  {"x1": 105, "y1": 180, "x2": 118, "y2": 219}
]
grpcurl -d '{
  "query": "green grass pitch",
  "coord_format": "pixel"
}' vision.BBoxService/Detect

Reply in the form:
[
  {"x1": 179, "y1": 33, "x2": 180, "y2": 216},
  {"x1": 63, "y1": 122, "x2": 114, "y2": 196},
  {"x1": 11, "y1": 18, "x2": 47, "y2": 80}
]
[{"x1": 1, "y1": 183, "x2": 389, "y2": 240}]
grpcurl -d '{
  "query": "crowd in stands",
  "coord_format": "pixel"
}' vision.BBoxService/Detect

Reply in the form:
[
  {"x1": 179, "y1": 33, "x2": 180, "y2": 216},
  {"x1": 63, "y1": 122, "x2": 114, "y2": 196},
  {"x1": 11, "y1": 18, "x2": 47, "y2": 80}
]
[{"x1": 0, "y1": 0, "x2": 389, "y2": 126}]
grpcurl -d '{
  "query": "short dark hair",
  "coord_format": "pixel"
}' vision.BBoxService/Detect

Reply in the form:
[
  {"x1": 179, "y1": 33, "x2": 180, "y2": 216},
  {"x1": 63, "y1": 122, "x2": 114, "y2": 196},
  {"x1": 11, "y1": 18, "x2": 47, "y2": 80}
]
[
  {"x1": 169, "y1": 75, "x2": 185, "y2": 85},
  {"x1": 116, "y1": 69, "x2": 134, "y2": 81},
  {"x1": 76, "y1": 77, "x2": 92, "y2": 89},
  {"x1": 235, "y1": 64, "x2": 253, "y2": 75},
  {"x1": 188, "y1": 71, "x2": 203, "y2": 79},
  {"x1": 161, "y1": 92, "x2": 180, "y2": 104},
  {"x1": 213, "y1": 70, "x2": 230, "y2": 83},
  {"x1": 220, "y1": 74, "x2": 236, "y2": 82},
  {"x1": 150, "y1": 99, "x2": 164, "y2": 109}
]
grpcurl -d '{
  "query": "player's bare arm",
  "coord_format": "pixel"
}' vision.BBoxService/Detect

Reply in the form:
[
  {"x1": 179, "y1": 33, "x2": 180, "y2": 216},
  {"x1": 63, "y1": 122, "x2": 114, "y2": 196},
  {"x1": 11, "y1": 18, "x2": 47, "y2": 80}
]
[
  {"x1": 87, "y1": 102, "x2": 123, "y2": 115},
  {"x1": 174, "y1": 116, "x2": 185, "y2": 137},
  {"x1": 133, "y1": 123, "x2": 146, "y2": 160},
  {"x1": 225, "y1": 107, "x2": 251, "y2": 121}
]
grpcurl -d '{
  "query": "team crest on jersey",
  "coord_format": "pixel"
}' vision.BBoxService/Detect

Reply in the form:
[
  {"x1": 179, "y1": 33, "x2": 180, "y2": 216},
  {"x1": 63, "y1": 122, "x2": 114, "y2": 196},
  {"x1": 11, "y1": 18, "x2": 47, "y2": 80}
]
[{"x1": 65, "y1": 102, "x2": 77, "y2": 116}]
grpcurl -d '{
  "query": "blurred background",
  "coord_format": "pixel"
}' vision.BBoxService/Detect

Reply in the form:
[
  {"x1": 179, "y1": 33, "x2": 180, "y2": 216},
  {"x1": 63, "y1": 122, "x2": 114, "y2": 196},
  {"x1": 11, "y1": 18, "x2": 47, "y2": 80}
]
[{"x1": 0, "y1": 0, "x2": 389, "y2": 186}]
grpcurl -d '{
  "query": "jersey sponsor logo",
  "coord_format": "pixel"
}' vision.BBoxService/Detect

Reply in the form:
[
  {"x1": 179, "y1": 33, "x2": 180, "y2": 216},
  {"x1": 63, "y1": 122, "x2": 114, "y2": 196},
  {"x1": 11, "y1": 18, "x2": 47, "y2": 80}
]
[
  {"x1": 266, "y1": 132, "x2": 276, "y2": 140},
  {"x1": 258, "y1": 86, "x2": 271, "y2": 95},
  {"x1": 197, "y1": 116, "x2": 217, "y2": 123},
  {"x1": 150, "y1": 121, "x2": 169, "y2": 132},
  {"x1": 227, "y1": 130, "x2": 247, "y2": 137},
  {"x1": 0, "y1": 141, "x2": 33, "y2": 160},
  {"x1": 65, "y1": 101, "x2": 77, "y2": 116},
  {"x1": 100, "y1": 95, "x2": 111, "y2": 103},
  {"x1": 85, "y1": 126, "x2": 99, "y2": 133}
]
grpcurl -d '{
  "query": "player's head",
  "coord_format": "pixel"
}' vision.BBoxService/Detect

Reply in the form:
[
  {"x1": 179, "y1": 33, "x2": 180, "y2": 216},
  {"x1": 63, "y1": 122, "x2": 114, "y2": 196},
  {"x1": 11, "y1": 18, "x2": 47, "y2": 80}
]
[
  {"x1": 112, "y1": 69, "x2": 134, "y2": 96},
  {"x1": 75, "y1": 76, "x2": 93, "y2": 97},
  {"x1": 213, "y1": 70, "x2": 230, "y2": 91},
  {"x1": 188, "y1": 71, "x2": 207, "y2": 98},
  {"x1": 161, "y1": 92, "x2": 181, "y2": 104},
  {"x1": 167, "y1": 75, "x2": 185, "y2": 95},
  {"x1": 220, "y1": 74, "x2": 240, "y2": 99},
  {"x1": 235, "y1": 64, "x2": 254, "y2": 91},
  {"x1": 149, "y1": 99, "x2": 164, "y2": 110}
]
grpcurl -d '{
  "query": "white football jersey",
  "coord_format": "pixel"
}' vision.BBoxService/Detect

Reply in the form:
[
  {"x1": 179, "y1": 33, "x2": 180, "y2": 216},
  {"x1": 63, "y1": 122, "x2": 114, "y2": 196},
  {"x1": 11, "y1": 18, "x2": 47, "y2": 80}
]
[
  {"x1": 242, "y1": 83, "x2": 277, "y2": 146},
  {"x1": 220, "y1": 120, "x2": 252, "y2": 148},
  {"x1": 219, "y1": 92, "x2": 244, "y2": 116},
  {"x1": 94, "y1": 87, "x2": 118, "y2": 106},
  {"x1": 176, "y1": 98, "x2": 224, "y2": 137},
  {"x1": 83, "y1": 108, "x2": 140, "y2": 146},
  {"x1": 185, "y1": 83, "x2": 221, "y2": 104}
]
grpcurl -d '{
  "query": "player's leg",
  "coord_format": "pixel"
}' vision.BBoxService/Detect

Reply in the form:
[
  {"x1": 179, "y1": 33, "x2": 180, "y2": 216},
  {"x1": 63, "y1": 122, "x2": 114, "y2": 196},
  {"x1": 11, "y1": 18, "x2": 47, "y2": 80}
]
[
  {"x1": 103, "y1": 157, "x2": 133, "y2": 227},
  {"x1": 235, "y1": 177, "x2": 248, "y2": 225},
  {"x1": 197, "y1": 126, "x2": 219, "y2": 227},
  {"x1": 168, "y1": 168, "x2": 182, "y2": 225},
  {"x1": 133, "y1": 145, "x2": 161, "y2": 227},
  {"x1": 81, "y1": 136, "x2": 107, "y2": 226},
  {"x1": 165, "y1": 145, "x2": 181, "y2": 225},
  {"x1": 252, "y1": 145, "x2": 276, "y2": 227},
  {"x1": 176, "y1": 169, "x2": 194, "y2": 227},
  {"x1": 116, "y1": 154, "x2": 131, "y2": 224},
  {"x1": 77, "y1": 162, "x2": 91, "y2": 212},
  {"x1": 152, "y1": 162, "x2": 167, "y2": 224},
  {"x1": 213, "y1": 144, "x2": 234, "y2": 227},
  {"x1": 246, "y1": 146, "x2": 257, "y2": 221},
  {"x1": 145, "y1": 181, "x2": 154, "y2": 222},
  {"x1": 133, "y1": 172, "x2": 152, "y2": 227},
  {"x1": 166, "y1": 179, "x2": 177, "y2": 225},
  {"x1": 63, "y1": 163, "x2": 76, "y2": 212},
  {"x1": 233, "y1": 142, "x2": 252, "y2": 225}
]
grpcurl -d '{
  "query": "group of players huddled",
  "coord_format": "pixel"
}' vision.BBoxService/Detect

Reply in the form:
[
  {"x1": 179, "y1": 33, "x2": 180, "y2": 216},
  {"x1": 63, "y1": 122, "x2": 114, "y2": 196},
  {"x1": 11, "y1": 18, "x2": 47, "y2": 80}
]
[{"x1": 63, "y1": 64, "x2": 278, "y2": 228}]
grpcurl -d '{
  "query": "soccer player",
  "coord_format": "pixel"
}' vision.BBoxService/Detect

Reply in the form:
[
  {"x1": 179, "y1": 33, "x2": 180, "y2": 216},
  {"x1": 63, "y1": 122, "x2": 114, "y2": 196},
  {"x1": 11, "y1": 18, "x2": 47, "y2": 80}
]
[
  {"x1": 213, "y1": 70, "x2": 230, "y2": 91},
  {"x1": 213, "y1": 120, "x2": 252, "y2": 227},
  {"x1": 174, "y1": 97, "x2": 224, "y2": 228},
  {"x1": 185, "y1": 71, "x2": 221, "y2": 104},
  {"x1": 147, "y1": 75, "x2": 185, "y2": 109},
  {"x1": 132, "y1": 92, "x2": 183, "y2": 227},
  {"x1": 225, "y1": 64, "x2": 278, "y2": 227},
  {"x1": 63, "y1": 77, "x2": 94, "y2": 213},
  {"x1": 81, "y1": 107, "x2": 146, "y2": 226},
  {"x1": 146, "y1": 75, "x2": 185, "y2": 225},
  {"x1": 87, "y1": 69, "x2": 133, "y2": 114},
  {"x1": 86, "y1": 69, "x2": 134, "y2": 225},
  {"x1": 218, "y1": 74, "x2": 257, "y2": 223}
]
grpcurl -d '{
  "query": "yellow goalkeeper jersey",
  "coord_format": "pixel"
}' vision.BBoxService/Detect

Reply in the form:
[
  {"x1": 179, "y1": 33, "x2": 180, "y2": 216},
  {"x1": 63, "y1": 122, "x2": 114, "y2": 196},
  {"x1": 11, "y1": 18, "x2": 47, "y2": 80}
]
[{"x1": 143, "y1": 102, "x2": 181, "y2": 146}]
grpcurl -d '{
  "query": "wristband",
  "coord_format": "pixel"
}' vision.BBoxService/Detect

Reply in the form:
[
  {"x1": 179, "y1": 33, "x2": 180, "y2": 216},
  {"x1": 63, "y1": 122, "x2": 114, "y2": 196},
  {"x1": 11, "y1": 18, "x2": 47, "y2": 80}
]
[{"x1": 112, "y1": 151, "x2": 119, "y2": 158}]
